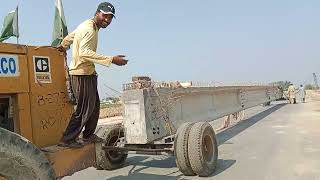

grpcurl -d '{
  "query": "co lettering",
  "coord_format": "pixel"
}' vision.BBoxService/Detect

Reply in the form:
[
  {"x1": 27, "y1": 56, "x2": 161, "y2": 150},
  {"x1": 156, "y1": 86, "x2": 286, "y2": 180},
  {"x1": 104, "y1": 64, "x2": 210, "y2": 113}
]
[{"x1": 0, "y1": 57, "x2": 17, "y2": 74}]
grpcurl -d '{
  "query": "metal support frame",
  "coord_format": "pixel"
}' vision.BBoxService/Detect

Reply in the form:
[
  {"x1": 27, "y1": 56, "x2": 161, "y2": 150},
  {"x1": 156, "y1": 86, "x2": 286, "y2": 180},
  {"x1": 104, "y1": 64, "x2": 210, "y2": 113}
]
[{"x1": 102, "y1": 144, "x2": 174, "y2": 155}]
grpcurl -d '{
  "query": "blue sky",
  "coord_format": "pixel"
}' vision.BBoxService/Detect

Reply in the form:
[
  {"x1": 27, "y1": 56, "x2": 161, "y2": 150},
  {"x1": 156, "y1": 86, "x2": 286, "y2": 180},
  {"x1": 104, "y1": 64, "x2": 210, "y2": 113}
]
[{"x1": 1, "y1": 0, "x2": 320, "y2": 97}]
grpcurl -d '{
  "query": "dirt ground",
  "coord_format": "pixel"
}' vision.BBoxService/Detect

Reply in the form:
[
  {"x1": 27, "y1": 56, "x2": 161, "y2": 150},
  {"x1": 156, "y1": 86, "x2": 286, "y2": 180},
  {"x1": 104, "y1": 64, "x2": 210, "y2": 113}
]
[{"x1": 99, "y1": 105, "x2": 122, "y2": 119}]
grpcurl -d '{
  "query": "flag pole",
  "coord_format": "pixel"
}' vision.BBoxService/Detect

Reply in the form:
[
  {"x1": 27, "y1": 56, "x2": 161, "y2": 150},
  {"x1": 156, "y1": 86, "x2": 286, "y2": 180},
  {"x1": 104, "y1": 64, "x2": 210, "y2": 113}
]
[{"x1": 16, "y1": 5, "x2": 19, "y2": 45}]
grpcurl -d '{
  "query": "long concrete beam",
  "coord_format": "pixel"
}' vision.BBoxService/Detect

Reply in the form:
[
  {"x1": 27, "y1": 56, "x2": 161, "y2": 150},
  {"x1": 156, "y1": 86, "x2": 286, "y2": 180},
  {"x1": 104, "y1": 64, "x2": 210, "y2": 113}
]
[{"x1": 122, "y1": 85, "x2": 282, "y2": 144}]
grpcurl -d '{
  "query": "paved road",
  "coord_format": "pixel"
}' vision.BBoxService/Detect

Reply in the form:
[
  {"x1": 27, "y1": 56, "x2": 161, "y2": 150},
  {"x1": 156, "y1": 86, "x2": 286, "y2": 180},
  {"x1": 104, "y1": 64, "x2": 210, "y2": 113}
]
[{"x1": 63, "y1": 98, "x2": 320, "y2": 180}]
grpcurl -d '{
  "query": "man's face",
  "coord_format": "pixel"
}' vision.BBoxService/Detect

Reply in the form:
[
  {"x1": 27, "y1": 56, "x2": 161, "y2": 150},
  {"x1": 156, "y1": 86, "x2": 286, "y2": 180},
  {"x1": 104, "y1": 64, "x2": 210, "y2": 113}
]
[{"x1": 95, "y1": 12, "x2": 114, "y2": 28}]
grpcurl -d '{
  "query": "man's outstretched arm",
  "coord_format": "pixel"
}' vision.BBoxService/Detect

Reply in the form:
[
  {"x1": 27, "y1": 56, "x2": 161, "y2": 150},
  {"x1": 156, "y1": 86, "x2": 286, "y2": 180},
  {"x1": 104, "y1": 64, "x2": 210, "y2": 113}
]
[{"x1": 79, "y1": 30, "x2": 127, "y2": 66}]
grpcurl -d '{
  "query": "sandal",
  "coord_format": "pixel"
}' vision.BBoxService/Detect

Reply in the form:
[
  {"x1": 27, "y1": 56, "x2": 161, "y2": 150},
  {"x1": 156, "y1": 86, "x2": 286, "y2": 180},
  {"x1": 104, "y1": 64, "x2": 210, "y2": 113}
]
[
  {"x1": 58, "y1": 140, "x2": 84, "y2": 149},
  {"x1": 82, "y1": 134, "x2": 104, "y2": 144}
]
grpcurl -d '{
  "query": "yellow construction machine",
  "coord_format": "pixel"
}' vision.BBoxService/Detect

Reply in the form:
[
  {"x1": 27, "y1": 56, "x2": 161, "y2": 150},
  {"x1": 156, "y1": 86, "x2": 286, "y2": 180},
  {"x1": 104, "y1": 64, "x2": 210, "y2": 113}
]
[{"x1": 0, "y1": 43, "x2": 127, "y2": 180}]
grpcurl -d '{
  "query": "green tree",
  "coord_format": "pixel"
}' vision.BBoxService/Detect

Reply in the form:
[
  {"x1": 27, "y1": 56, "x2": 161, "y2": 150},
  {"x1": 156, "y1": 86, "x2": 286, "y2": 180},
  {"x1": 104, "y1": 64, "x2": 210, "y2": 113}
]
[{"x1": 269, "y1": 81, "x2": 291, "y2": 91}]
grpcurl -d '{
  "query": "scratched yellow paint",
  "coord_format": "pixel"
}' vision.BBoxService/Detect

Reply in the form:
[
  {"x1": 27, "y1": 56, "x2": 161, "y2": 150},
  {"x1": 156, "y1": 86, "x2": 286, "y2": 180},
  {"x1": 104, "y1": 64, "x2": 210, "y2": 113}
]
[
  {"x1": 27, "y1": 46, "x2": 74, "y2": 147},
  {"x1": 15, "y1": 93, "x2": 33, "y2": 142},
  {"x1": 44, "y1": 144, "x2": 96, "y2": 177},
  {"x1": 0, "y1": 43, "x2": 74, "y2": 147}
]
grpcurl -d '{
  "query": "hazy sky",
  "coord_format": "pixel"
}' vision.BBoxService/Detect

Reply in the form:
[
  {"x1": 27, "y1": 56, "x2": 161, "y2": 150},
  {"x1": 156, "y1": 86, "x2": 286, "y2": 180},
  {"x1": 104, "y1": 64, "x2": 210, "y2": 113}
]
[{"x1": 1, "y1": 0, "x2": 320, "y2": 97}]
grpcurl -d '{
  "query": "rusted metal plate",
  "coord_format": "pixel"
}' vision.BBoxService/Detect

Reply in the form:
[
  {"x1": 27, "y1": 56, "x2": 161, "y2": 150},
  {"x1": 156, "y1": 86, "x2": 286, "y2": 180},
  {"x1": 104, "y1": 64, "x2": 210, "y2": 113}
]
[
  {"x1": 43, "y1": 143, "x2": 96, "y2": 178},
  {"x1": 0, "y1": 43, "x2": 27, "y2": 55}
]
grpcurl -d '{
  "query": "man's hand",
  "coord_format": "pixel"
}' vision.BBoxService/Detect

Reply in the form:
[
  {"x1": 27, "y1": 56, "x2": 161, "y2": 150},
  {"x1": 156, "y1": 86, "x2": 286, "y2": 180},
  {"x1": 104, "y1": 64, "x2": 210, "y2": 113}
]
[
  {"x1": 112, "y1": 55, "x2": 128, "y2": 66},
  {"x1": 57, "y1": 45, "x2": 67, "y2": 55}
]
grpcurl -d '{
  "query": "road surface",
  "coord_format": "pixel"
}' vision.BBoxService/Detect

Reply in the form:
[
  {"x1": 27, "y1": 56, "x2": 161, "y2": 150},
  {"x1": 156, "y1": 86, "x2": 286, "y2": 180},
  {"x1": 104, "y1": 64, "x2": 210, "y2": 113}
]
[{"x1": 63, "y1": 94, "x2": 320, "y2": 180}]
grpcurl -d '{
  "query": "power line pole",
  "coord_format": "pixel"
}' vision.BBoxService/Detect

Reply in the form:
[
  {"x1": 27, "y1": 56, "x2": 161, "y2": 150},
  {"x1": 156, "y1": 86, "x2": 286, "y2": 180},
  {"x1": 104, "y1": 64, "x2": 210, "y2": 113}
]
[{"x1": 313, "y1": 73, "x2": 319, "y2": 89}]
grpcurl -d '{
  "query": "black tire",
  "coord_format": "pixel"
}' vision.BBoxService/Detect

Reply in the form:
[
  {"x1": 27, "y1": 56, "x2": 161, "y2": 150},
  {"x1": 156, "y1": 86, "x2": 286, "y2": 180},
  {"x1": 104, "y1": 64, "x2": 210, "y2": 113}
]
[
  {"x1": 95, "y1": 125, "x2": 128, "y2": 170},
  {"x1": 0, "y1": 128, "x2": 56, "y2": 180},
  {"x1": 174, "y1": 123, "x2": 196, "y2": 176},
  {"x1": 188, "y1": 122, "x2": 218, "y2": 177}
]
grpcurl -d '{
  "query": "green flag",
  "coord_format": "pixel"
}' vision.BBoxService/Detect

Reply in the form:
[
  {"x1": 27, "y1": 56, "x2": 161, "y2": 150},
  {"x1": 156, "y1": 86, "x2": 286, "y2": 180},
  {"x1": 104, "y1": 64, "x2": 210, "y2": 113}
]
[
  {"x1": 0, "y1": 7, "x2": 19, "y2": 42},
  {"x1": 51, "y1": 0, "x2": 68, "y2": 47}
]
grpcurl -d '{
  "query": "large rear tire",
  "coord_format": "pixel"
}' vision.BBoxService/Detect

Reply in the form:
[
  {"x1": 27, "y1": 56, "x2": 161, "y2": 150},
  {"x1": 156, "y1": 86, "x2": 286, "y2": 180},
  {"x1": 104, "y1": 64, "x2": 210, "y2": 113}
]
[
  {"x1": 188, "y1": 122, "x2": 218, "y2": 177},
  {"x1": 0, "y1": 128, "x2": 56, "y2": 180},
  {"x1": 174, "y1": 123, "x2": 195, "y2": 176},
  {"x1": 95, "y1": 125, "x2": 128, "y2": 170}
]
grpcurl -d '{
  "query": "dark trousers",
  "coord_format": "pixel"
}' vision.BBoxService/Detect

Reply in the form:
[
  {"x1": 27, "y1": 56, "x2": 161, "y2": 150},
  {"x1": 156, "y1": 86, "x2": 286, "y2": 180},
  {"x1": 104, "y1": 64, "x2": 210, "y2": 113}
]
[{"x1": 62, "y1": 75, "x2": 100, "y2": 142}]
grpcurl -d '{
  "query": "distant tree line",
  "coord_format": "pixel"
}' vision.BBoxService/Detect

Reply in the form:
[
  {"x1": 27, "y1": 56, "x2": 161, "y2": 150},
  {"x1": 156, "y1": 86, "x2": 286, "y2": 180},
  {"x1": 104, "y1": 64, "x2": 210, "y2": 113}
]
[
  {"x1": 270, "y1": 81, "x2": 318, "y2": 91},
  {"x1": 304, "y1": 84, "x2": 318, "y2": 90},
  {"x1": 101, "y1": 97, "x2": 121, "y2": 104}
]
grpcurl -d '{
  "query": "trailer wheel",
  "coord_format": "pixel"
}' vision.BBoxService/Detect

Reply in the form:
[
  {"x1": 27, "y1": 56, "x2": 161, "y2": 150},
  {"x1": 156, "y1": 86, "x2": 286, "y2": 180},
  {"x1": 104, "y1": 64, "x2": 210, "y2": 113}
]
[
  {"x1": 188, "y1": 122, "x2": 218, "y2": 177},
  {"x1": 0, "y1": 128, "x2": 56, "y2": 180},
  {"x1": 174, "y1": 123, "x2": 196, "y2": 176},
  {"x1": 95, "y1": 125, "x2": 128, "y2": 170}
]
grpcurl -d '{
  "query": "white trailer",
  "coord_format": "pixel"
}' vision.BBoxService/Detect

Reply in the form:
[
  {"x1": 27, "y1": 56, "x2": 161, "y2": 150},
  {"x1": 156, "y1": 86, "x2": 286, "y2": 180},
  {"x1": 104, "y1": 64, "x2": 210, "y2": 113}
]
[{"x1": 96, "y1": 78, "x2": 282, "y2": 177}]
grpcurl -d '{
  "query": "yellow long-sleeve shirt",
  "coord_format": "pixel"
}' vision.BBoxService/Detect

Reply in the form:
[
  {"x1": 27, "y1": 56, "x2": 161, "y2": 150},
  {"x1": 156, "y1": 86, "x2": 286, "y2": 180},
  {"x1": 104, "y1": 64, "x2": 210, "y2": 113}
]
[{"x1": 61, "y1": 19, "x2": 113, "y2": 75}]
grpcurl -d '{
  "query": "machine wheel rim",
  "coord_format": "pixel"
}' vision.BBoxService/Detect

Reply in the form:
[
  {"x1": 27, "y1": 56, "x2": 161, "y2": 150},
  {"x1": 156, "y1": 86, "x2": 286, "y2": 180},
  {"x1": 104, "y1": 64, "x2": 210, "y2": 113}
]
[
  {"x1": 105, "y1": 132, "x2": 122, "y2": 162},
  {"x1": 202, "y1": 134, "x2": 214, "y2": 163}
]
